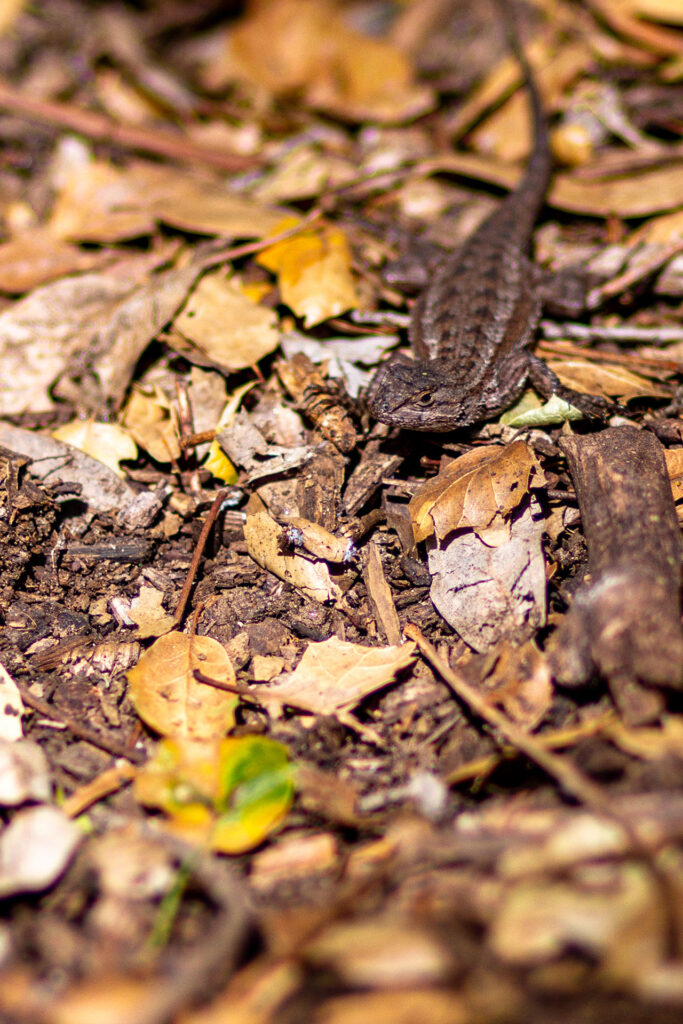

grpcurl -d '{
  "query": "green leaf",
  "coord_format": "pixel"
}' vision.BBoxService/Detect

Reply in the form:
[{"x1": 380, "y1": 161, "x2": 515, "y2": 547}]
[
  {"x1": 500, "y1": 390, "x2": 582, "y2": 427},
  {"x1": 134, "y1": 735, "x2": 295, "y2": 854}
]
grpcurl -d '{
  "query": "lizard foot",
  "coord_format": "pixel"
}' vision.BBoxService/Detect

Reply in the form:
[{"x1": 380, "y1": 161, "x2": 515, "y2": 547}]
[{"x1": 526, "y1": 353, "x2": 623, "y2": 420}]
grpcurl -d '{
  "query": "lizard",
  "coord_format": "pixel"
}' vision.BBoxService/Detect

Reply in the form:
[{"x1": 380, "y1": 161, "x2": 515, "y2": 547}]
[{"x1": 366, "y1": 5, "x2": 612, "y2": 433}]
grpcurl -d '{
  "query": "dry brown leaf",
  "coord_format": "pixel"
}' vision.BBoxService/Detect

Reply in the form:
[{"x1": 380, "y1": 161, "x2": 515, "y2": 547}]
[
  {"x1": 90, "y1": 255, "x2": 222, "y2": 410},
  {"x1": 51, "y1": 419, "x2": 137, "y2": 478},
  {"x1": 551, "y1": 162, "x2": 683, "y2": 218},
  {"x1": 228, "y1": 0, "x2": 432, "y2": 123},
  {"x1": 243, "y1": 494, "x2": 342, "y2": 604},
  {"x1": 0, "y1": 229, "x2": 106, "y2": 294},
  {"x1": 49, "y1": 158, "x2": 287, "y2": 244},
  {"x1": 127, "y1": 632, "x2": 238, "y2": 741},
  {"x1": 122, "y1": 387, "x2": 180, "y2": 463},
  {"x1": 174, "y1": 270, "x2": 280, "y2": 371},
  {"x1": 0, "y1": 272, "x2": 134, "y2": 417},
  {"x1": 0, "y1": 423, "x2": 136, "y2": 515},
  {"x1": 258, "y1": 218, "x2": 360, "y2": 327},
  {"x1": 410, "y1": 441, "x2": 538, "y2": 545},
  {"x1": 150, "y1": 176, "x2": 288, "y2": 238},
  {"x1": 49, "y1": 160, "x2": 158, "y2": 243},
  {"x1": 253, "y1": 145, "x2": 356, "y2": 204},
  {"x1": 547, "y1": 358, "x2": 669, "y2": 400},
  {"x1": 258, "y1": 636, "x2": 416, "y2": 718}
]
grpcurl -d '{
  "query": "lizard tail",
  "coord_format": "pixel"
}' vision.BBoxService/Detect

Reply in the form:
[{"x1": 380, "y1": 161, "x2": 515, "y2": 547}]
[{"x1": 493, "y1": 0, "x2": 553, "y2": 228}]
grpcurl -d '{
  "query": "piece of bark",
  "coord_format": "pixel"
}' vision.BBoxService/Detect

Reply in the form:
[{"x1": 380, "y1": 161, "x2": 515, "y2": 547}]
[
  {"x1": 276, "y1": 353, "x2": 357, "y2": 453},
  {"x1": 343, "y1": 438, "x2": 404, "y2": 516},
  {"x1": 549, "y1": 426, "x2": 683, "y2": 723},
  {"x1": 363, "y1": 537, "x2": 402, "y2": 646}
]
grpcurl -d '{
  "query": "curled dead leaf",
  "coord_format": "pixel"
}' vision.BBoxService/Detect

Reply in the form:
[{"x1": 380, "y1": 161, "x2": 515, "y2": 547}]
[
  {"x1": 410, "y1": 441, "x2": 539, "y2": 545},
  {"x1": 127, "y1": 632, "x2": 238, "y2": 741}
]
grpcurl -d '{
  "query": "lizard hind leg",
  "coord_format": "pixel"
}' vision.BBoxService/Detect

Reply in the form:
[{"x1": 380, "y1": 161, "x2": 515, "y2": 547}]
[{"x1": 526, "y1": 353, "x2": 620, "y2": 420}]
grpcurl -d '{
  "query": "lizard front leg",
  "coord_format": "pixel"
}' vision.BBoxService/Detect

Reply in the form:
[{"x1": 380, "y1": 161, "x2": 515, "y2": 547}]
[{"x1": 526, "y1": 353, "x2": 619, "y2": 420}]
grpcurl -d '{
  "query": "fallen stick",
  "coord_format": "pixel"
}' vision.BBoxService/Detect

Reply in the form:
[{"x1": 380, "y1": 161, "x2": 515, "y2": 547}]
[{"x1": 550, "y1": 425, "x2": 683, "y2": 722}]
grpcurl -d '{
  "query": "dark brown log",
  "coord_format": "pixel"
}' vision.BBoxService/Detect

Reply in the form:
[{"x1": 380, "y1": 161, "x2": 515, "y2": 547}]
[{"x1": 550, "y1": 426, "x2": 683, "y2": 723}]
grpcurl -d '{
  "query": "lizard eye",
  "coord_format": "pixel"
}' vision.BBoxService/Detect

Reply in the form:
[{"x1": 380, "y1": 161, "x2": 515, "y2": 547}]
[{"x1": 416, "y1": 391, "x2": 434, "y2": 407}]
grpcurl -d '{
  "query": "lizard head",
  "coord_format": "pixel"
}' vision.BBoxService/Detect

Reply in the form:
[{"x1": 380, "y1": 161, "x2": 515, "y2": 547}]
[{"x1": 366, "y1": 358, "x2": 474, "y2": 432}]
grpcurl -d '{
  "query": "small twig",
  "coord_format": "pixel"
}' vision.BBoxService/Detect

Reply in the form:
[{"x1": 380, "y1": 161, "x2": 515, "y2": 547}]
[
  {"x1": 537, "y1": 339, "x2": 683, "y2": 375},
  {"x1": 0, "y1": 76, "x2": 255, "y2": 172},
  {"x1": 404, "y1": 624, "x2": 682, "y2": 956},
  {"x1": 444, "y1": 712, "x2": 617, "y2": 785},
  {"x1": 195, "y1": 205, "x2": 324, "y2": 273},
  {"x1": 17, "y1": 684, "x2": 145, "y2": 764},
  {"x1": 62, "y1": 760, "x2": 137, "y2": 817},
  {"x1": 540, "y1": 320, "x2": 683, "y2": 347},
  {"x1": 173, "y1": 489, "x2": 227, "y2": 625},
  {"x1": 405, "y1": 625, "x2": 610, "y2": 807}
]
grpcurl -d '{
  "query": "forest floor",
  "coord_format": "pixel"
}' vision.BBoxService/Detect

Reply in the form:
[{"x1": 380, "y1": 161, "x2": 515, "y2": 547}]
[{"x1": 0, "y1": 2, "x2": 682, "y2": 1022}]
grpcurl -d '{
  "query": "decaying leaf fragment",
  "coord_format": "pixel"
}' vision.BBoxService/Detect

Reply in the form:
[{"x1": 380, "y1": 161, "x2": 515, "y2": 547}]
[
  {"x1": 126, "y1": 586, "x2": 176, "y2": 640},
  {"x1": 127, "y1": 632, "x2": 238, "y2": 741},
  {"x1": 0, "y1": 805, "x2": 81, "y2": 898},
  {"x1": 122, "y1": 387, "x2": 180, "y2": 463},
  {"x1": 476, "y1": 640, "x2": 553, "y2": 731},
  {"x1": 0, "y1": 662, "x2": 24, "y2": 742},
  {"x1": 174, "y1": 269, "x2": 280, "y2": 371},
  {"x1": 410, "y1": 440, "x2": 540, "y2": 546},
  {"x1": 277, "y1": 352, "x2": 357, "y2": 453}
]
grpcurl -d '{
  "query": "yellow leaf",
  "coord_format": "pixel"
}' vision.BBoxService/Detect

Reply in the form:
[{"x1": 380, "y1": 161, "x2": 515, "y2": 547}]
[
  {"x1": 258, "y1": 217, "x2": 359, "y2": 327},
  {"x1": 203, "y1": 380, "x2": 257, "y2": 483},
  {"x1": 204, "y1": 443, "x2": 239, "y2": 484},
  {"x1": 52, "y1": 419, "x2": 137, "y2": 478},
  {"x1": 127, "y1": 633, "x2": 238, "y2": 741}
]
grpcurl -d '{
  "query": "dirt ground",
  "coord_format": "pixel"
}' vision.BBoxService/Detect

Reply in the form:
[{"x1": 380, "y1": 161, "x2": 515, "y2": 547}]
[{"x1": 0, "y1": 2, "x2": 682, "y2": 1023}]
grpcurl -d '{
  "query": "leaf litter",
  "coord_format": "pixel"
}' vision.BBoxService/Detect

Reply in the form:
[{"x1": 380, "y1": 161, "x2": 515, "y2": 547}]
[{"x1": 0, "y1": 1, "x2": 682, "y2": 1023}]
